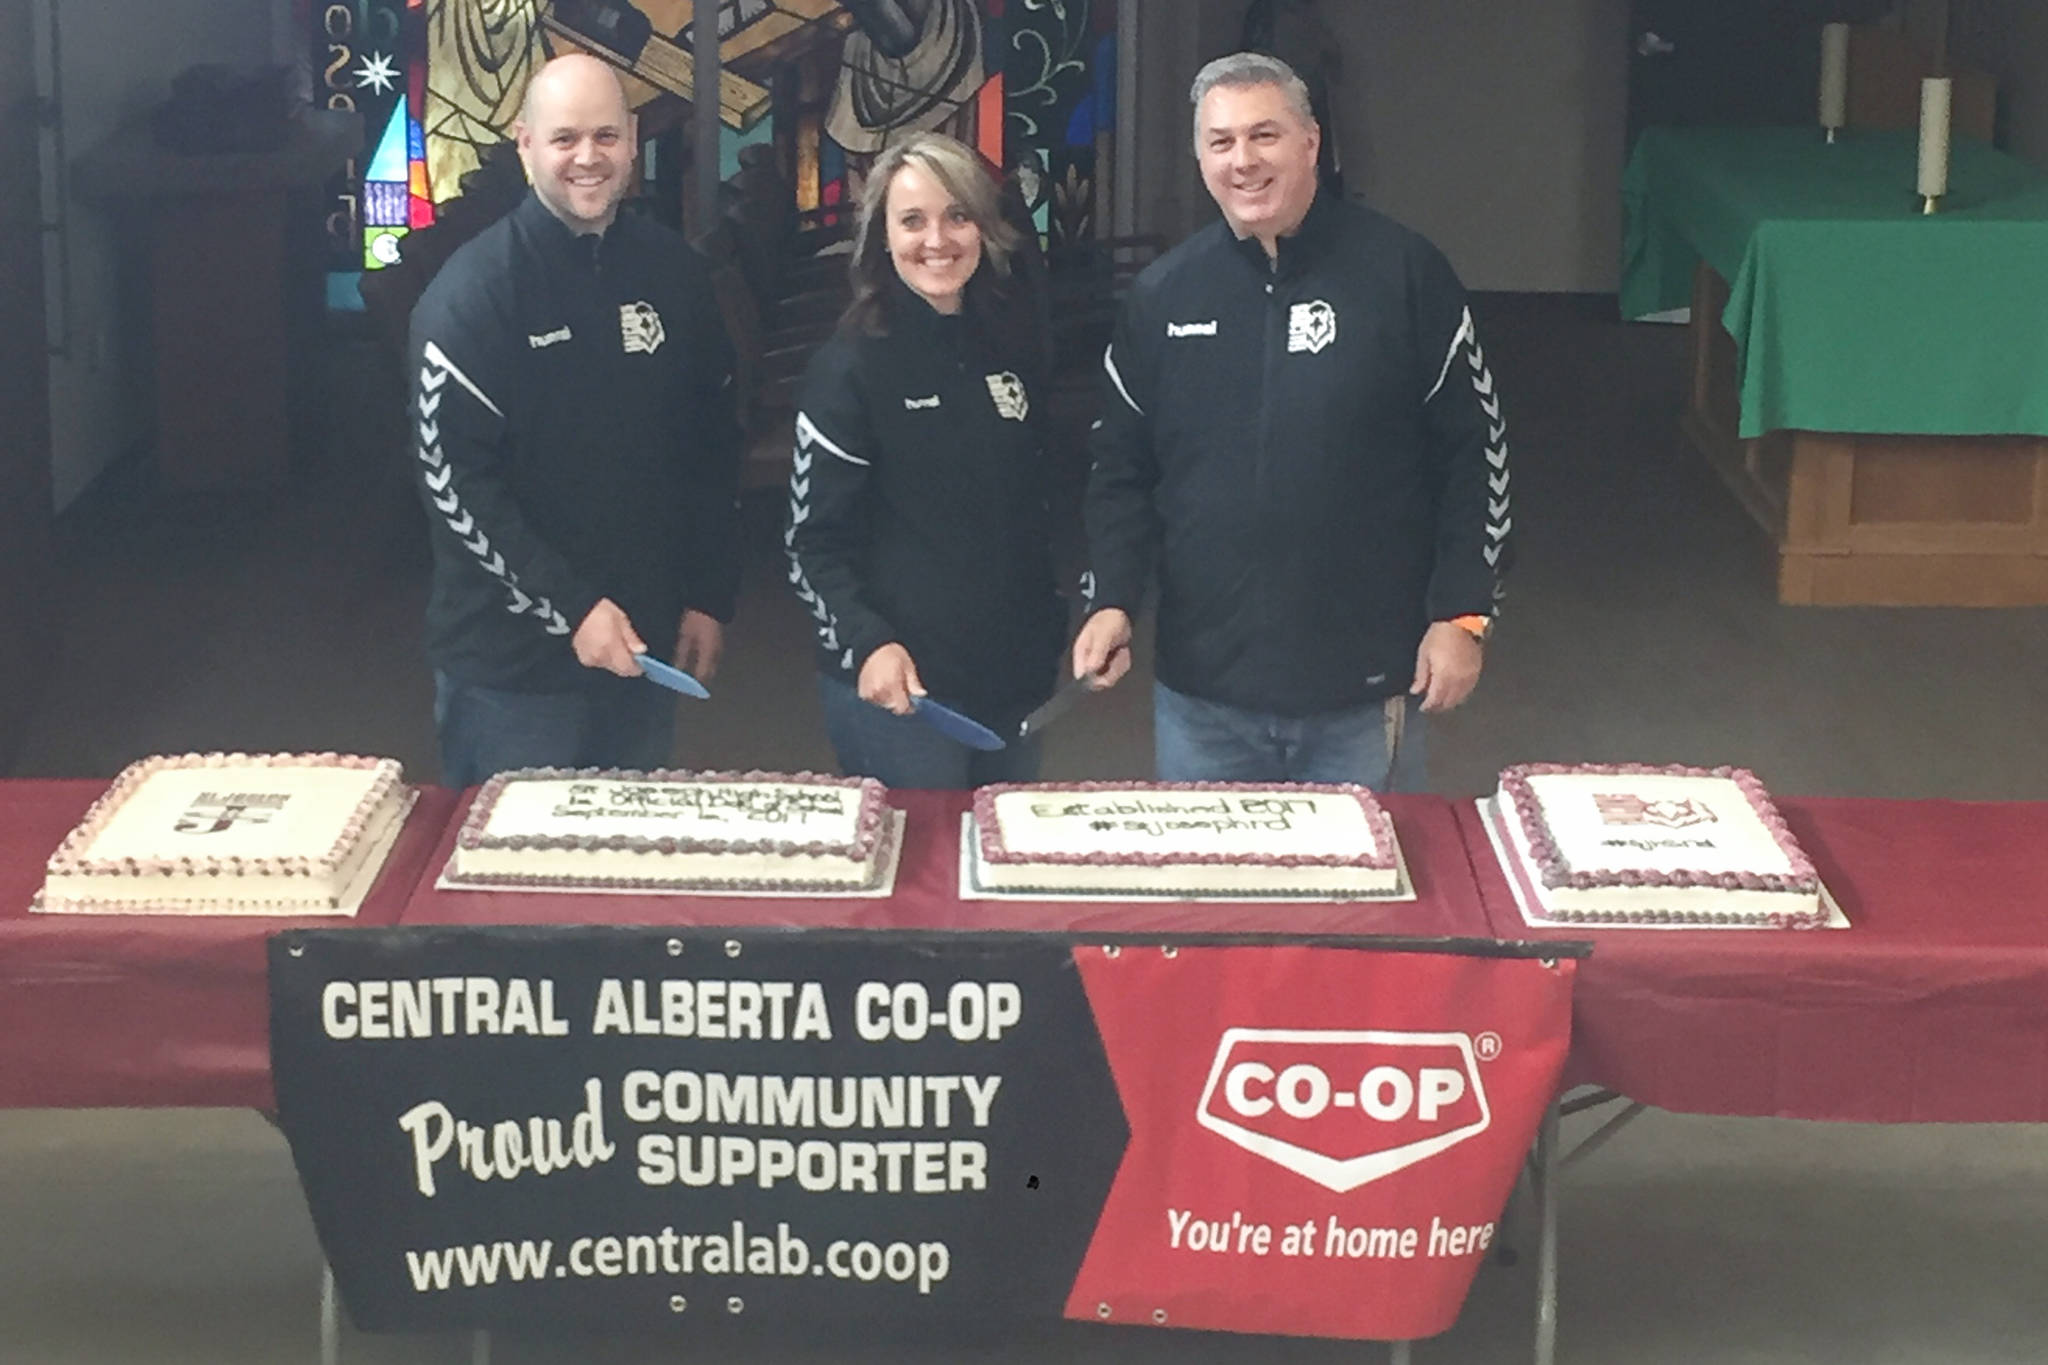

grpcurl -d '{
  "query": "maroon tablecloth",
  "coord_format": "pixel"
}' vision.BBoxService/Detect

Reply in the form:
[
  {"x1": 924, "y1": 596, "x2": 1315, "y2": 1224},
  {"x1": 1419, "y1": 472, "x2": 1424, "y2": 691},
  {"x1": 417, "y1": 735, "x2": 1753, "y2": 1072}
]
[
  {"x1": 8, "y1": 780, "x2": 2048, "y2": 1124},
  {"x1": 1454, "y1": 797, "x2": 2048, "y2": 1122},
  {"x1": 0, "y1": 788, "x2": 1488, "y2": 1111},
  {"x1": 403, "y1": 789, "x2": 1495, "y2": 937},
  {"x1": 0, "y1": 782, "x2": 460, "y2": 1109}
]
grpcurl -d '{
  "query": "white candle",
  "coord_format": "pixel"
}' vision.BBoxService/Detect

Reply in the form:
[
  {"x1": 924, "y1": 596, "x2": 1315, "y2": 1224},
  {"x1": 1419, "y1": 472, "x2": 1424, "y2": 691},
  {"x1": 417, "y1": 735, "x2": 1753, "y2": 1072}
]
[
  {"x1": 1819, "y1": 23, "x2": 1850, "y2": 131},
  {"x1": 1918, "y1": 76, "x2": 1952, "y2": 200}
]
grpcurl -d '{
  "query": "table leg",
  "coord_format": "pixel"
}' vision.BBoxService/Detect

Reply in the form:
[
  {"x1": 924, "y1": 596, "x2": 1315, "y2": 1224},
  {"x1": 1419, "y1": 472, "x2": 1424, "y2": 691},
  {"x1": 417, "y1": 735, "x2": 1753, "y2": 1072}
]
[
  {"x1": 319, "y1": 1261, "x2": 339, "y2": 1365},
  {"x1": 472, "y1": 1329, "x2": 491, "y2": 1365},
  {"x1": 1388, "y1": 1340, "x2": 1411, "y2": 1364},
  {"x1": 1533, "y1": 1095, "x2": 1560, "y2": 1365}
]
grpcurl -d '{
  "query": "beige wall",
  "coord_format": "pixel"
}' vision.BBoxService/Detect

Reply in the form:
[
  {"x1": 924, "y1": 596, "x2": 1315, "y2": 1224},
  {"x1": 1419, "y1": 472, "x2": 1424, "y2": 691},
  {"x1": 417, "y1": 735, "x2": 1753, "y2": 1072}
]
[
  {"x1": 1333, "y1": 0, "x2": 1630, "y2": 292},
  {"x1": 1130, "y1": 0, "x2": 1631, "y2": 293}
]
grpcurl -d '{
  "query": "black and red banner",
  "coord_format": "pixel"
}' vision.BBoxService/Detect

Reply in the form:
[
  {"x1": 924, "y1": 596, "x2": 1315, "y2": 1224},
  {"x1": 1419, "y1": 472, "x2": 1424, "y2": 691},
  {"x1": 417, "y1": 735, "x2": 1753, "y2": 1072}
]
[{"x1": 269, "y1": 928, "x2": 1574, "y2": 1342}]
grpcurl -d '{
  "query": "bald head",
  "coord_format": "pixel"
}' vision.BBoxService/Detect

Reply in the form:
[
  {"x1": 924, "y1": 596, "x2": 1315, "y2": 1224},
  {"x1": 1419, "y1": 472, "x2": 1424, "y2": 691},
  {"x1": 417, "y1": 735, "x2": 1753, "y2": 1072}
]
[
  {"x1": 516, "y1": 53, "x2": 635, "y2": 234},
  {"x1": 520, "y1": 52, "x2": 628, "y2": 127}
]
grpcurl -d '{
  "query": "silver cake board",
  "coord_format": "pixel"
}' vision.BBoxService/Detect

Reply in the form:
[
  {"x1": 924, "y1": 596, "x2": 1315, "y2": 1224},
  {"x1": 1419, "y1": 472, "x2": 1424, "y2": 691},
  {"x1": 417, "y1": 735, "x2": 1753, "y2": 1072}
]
[
  {"x1": 29, "y1": 789, "x2": 419, "y2": 919},
  {"x1": 433, "y1": 810, "x2": 907, "y2": 899},
  {"x1": 955, "y1": 813, "x2": 1418, "y2": 904},
  {"x1": 1475, "y1": 797, "x2": 1849, "y2": 931}
]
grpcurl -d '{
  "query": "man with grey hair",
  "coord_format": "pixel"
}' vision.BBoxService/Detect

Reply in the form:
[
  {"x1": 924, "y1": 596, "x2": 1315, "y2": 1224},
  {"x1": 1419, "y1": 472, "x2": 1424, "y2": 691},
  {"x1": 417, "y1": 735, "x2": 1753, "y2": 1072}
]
[{"x1": 1072, "y1": 52, "x2": 1510, "y2": 789}]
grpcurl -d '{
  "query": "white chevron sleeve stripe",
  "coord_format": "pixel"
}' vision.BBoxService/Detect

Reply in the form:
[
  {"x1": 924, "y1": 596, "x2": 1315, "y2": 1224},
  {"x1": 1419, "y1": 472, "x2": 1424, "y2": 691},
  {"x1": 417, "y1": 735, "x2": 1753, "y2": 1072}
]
[
  {"x1": 785, "y1": 428, "x2": 845, "y2": 656},
  {"x1": 421, "y1": 341, "x2": 505, "y2": 419},
  {"x1": 416, "y1": 346, "x2": 568, "y2": 636},
  {"x1": 1462, "y1": 326, "x2": 1511, "y2": 558},
  {"x1": 795, "y1": 411, "x2": 868, "y2": 467},
  {"x1": 1425, "y1": 307, "x2": 1477, "y2": 405}
]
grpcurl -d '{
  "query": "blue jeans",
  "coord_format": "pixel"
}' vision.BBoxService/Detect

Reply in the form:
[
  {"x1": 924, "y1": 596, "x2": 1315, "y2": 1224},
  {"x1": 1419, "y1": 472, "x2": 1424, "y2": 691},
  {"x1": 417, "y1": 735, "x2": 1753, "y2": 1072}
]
[
  {"x1": 433, "y1": 669, "x2": 677, "y2": 788},
  {"x1": 819, "y1": 676, "x2": 1041, "y2": 790},
  {"x1": 1153, "y1": 682, "x2": 1427, "y2": 790}
]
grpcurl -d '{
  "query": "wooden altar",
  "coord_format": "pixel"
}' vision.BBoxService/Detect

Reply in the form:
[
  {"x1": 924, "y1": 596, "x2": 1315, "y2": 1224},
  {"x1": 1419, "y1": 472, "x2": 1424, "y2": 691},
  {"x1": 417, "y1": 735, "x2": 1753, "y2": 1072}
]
[{"x1": 1683, "y1": 263, "x2": 2048, "y2": 607}]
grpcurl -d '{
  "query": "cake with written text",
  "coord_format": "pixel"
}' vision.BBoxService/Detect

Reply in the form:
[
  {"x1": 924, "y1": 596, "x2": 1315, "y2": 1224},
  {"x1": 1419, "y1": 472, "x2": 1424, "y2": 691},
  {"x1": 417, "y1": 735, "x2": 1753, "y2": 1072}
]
[
  {"x1": 1490, "y1": 762, "x2": 1823, "y2": 928},
  {"x1": 445, "y1": 769, "x2": 894, "y2": 892},
  {"x1": 38, "y1": 752, "x2": 411, "y2": 915},
  {"x1": 968, "y1": 782, "x2": 1402, "y2": 898}
]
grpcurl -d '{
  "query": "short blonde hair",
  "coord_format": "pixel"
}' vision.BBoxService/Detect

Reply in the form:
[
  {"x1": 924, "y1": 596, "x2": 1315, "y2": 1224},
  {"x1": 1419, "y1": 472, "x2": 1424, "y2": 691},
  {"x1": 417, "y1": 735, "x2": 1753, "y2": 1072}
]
[{"x1": 844, "y1": 133, "x2": 1018, "y2": 333}]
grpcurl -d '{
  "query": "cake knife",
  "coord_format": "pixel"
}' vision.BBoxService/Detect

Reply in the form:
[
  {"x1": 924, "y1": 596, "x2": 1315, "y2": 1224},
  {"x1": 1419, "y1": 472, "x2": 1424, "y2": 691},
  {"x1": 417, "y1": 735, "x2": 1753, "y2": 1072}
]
[
  {"x1": 633, "y1": 654, "x2": 711, "y2": 700},
  {"x1": 1016, "y1": 674, "x2": 1096, "y2": 740},
  {"x1": 909, "y1": 696, "x2": 1007, "y2": 751}
]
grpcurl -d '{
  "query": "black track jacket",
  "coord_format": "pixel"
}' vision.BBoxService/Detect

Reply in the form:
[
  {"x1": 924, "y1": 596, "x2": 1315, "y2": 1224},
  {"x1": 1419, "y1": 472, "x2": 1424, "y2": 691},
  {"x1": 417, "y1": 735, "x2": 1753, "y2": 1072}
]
[
  {"x1": 1086, "y1": 192, "x2": 1511, "y2": 716},
  {"x1": 409, "y1": 193, "x2": 741, "y2": 692},
  {"x1": 785, "y1": 284, "x2": 1064, "y2": 731}
]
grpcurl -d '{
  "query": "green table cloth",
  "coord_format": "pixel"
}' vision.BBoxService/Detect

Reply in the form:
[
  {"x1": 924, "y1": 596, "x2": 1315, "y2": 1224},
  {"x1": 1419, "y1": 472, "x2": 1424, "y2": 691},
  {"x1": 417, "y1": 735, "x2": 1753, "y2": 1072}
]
[{"x1": 1621, "y1": 125, "x2": 2048, "y2": 439}]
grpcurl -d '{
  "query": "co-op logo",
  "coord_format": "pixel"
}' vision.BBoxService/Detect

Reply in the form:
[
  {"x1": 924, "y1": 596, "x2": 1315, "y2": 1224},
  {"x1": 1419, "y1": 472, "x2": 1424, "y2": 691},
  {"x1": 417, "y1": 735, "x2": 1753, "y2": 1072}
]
[{"x1": 1195, "y1": 1029, "x2": 1494, "y2": 1192}]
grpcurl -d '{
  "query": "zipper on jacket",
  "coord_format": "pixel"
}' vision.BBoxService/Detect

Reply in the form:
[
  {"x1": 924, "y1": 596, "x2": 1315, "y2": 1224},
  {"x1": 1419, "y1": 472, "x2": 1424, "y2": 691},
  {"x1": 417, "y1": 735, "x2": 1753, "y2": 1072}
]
[{"x1": 1257, "y1": 272, "x2": 1282, "y2": 625}]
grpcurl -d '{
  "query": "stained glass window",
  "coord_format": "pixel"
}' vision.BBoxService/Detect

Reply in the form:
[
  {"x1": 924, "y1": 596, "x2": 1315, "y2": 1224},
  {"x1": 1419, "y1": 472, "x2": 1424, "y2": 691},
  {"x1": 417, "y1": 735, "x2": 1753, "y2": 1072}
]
[
  {"x1": 316, "y1": 3, "x2": 1119, "y2": 303},
  {"x1": 316, "y1": 0, "x2": 430, "y2": 300}
]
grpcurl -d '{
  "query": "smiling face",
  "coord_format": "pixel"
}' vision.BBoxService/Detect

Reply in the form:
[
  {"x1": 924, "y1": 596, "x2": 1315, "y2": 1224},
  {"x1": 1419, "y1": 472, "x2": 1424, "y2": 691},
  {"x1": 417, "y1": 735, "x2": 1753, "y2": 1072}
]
[
  {"x1": 516, "y1": 55, "x2": 635, "y2": 235},
  {"x1": 1195, "y1": 80, "x2": 1321, "y2": 254},
  {"x1": 883, "y1": 161, "x2": 984, "y2": 314}
]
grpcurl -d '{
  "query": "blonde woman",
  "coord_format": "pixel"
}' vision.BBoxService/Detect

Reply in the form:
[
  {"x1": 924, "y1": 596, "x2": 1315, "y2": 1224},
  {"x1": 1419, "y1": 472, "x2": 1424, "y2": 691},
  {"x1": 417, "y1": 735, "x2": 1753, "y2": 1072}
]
[{"x1": 785, "y1": 133, "x2": 1064, "y2": 789}]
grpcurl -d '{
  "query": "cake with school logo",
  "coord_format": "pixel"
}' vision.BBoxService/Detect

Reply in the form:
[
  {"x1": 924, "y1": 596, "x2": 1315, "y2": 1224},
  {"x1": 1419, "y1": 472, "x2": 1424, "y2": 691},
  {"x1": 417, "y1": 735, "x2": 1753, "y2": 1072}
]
[
  {"x1": 445, "y1": 769, "x2": 894, "y2": 892},
  {"x1": 968, "y1": 781, "x2": 1402, "y2": 898},
  {"x1": 1488, "y1": 762, "x2": 1824, "y2": 928},
  {"x1": 37, "y1": 752, "x2": 412, "y2": 915}
]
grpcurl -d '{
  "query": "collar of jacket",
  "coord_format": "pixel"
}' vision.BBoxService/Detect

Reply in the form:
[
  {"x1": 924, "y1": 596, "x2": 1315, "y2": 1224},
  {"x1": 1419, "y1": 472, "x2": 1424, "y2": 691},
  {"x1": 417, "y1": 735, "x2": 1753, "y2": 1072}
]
[
  {"x1": 1226, "y1": 186, "x2": 1340, "y2": 280},
  {"x1": 883, "y1": 271, "x2": 974, "y2": 347},
  {"x1": 515, "y1": 190, "x2": 618, "y2": 272}
]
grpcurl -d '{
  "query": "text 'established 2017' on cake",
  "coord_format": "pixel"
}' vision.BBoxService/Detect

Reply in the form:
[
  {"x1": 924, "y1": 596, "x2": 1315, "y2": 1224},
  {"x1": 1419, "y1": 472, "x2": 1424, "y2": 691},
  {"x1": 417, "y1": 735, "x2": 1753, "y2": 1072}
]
[{"x1": 969, "y1": 782, "x2": 1403, "y2": 898}]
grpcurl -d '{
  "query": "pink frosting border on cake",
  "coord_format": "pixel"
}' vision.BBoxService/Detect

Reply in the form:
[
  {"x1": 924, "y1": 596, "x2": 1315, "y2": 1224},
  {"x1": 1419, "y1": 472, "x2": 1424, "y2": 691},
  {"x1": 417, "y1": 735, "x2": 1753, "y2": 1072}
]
[
  {"x1": 973, "y1": 781, "x2": 1397, "y2": 870},
  {"x1": 459, "y1": 768, "x2": 888, "y2": 861},
  {"x1": 44, "y1": 752, "x2": 403, "y2": 882},
  {"x1": 1499, "y1": 762, "x2": 1818, "y2": 895}
]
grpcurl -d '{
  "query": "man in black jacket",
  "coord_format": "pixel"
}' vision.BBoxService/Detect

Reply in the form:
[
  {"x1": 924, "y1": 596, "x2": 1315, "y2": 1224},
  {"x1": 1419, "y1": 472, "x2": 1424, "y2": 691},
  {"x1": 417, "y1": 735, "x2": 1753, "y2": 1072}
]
[
  {"x1": 1072, "y1": 52, "x2": 1510, "y2": 789},
  {"x1": 409, "y1": 54, "x2": 742, "y2": 786}
]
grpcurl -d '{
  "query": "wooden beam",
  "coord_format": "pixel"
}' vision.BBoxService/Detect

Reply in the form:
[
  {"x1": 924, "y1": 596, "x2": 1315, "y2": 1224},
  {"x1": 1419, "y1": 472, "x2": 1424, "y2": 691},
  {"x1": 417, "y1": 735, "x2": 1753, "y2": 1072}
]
[{"x1": 541, "y1": 14, "x2": 773, "y2": 130}]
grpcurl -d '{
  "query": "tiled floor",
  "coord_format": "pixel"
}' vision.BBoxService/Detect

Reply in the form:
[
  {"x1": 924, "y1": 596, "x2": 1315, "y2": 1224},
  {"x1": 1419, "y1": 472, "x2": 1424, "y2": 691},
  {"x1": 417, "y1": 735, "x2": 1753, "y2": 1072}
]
[{"x1": 6, "y1": 299, "x2": 2047, "y2": 1363}]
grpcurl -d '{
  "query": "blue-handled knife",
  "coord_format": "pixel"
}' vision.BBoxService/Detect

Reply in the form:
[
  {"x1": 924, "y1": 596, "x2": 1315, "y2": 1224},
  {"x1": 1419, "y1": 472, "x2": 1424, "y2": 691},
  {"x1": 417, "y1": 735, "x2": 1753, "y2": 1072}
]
[
  {"x1": 910, "y1": 696, "x2": 1007, "y2": 751},
  {"x1": 633, "y1": 654, "x2": 711, "y2": 700}
]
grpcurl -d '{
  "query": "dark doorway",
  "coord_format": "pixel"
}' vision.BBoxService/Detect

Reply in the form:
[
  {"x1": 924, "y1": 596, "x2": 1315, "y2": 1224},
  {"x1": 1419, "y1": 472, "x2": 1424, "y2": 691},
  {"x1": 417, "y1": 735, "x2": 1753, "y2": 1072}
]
[{"x1": 1627, "y1": 0, "x2": 1897, "y2": 146}]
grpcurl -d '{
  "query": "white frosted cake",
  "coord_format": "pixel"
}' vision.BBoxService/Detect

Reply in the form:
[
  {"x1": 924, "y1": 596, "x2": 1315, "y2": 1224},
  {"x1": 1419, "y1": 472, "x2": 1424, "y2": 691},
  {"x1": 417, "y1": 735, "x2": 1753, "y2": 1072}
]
[
  {"x1": 446, "y1": 769, "x2": 894, "y2": 892},
  {"x1": 1491, "y1": 762, "x2": 1823, "y2": 928},
  {"x1": 969, "y1": 782, "x2": 1401, "y2": 898},
  {"x1": 38, "y1": 752, "x2": 410, "y2": 915}
]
